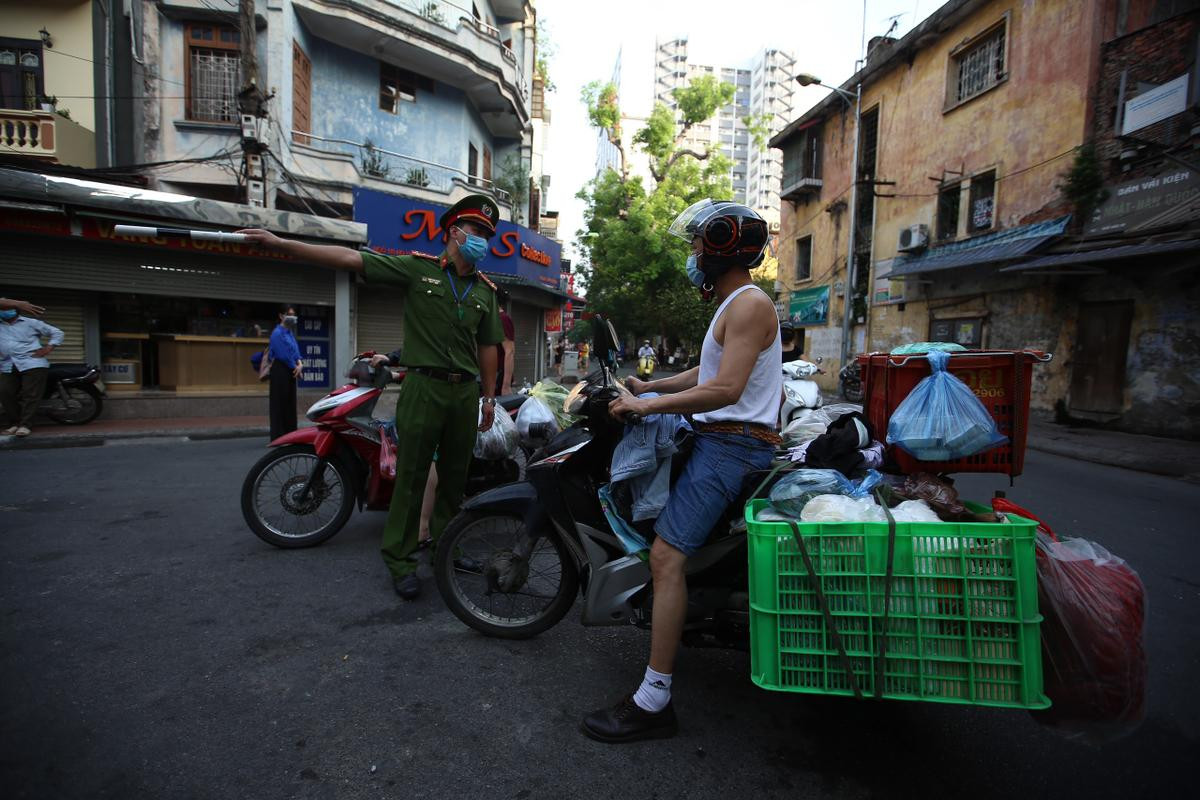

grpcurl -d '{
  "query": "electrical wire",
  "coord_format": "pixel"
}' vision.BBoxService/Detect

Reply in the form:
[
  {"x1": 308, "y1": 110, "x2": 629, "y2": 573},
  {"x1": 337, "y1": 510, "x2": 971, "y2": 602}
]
[{"x1": 43, "y1": 47, "x2": 188, "y2": 88}]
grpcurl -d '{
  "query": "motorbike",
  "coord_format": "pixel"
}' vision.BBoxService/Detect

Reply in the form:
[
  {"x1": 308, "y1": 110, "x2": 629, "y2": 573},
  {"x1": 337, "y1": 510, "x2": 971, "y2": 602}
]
[
  {"x1": 433, "y1": 316, "x2": 780, "y2": 646},
  {"x1": 780, "y1": 358, "x2": 824, "y2": 428},
  {"x1": 40, "y1": 363, "x2": 104, "y2": 424},
  {"x1": 839, "y1": 358, "x2": 864, "y2": 403},
  {"x1": 636, "y1": 353, "x2": 656, "y2": 380},
  {"x1": 240, "y1": 353, "x2": 527, "y2": 549}
]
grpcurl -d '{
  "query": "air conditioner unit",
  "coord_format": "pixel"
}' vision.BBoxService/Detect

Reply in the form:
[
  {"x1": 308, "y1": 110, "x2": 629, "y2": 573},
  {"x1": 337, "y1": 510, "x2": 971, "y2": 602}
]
[{"x1": 898, "y1": 224, "x2": 930, "y2": 252}]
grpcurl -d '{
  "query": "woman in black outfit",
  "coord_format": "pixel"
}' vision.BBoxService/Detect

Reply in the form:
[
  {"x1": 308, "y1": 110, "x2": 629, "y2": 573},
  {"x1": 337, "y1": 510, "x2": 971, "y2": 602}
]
[{"x1": 268, "y1": 304, "x2": 303, "y2": 440}]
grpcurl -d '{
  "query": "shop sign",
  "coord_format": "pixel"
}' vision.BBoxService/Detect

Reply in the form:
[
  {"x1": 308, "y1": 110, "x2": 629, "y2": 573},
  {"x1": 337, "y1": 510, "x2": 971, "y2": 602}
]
[
  {"x1": 1085, "y1": 168, "x2": 1200, "y2": 235},
  {"x1": 788, "y1": 285, "x2": 830, "y2": 325},
  {"x1": 544, "y1": 309, "x2": 562, "y2": 333},
  {"x1": 1122, "y1": 73, "x2": 1189, "y2": 135},
  {"x1": 353, "y1": 188, "x2": 562, "y2": 288},
  {"x1": 297, "y1": 306, "x2": 331, "y2": 388},
  {"x1": 102, "y1": 360, "x2": 139, "y2": 385},
  {"x1": 872, "y1": 259, "x2": 904, "y2": 305}
]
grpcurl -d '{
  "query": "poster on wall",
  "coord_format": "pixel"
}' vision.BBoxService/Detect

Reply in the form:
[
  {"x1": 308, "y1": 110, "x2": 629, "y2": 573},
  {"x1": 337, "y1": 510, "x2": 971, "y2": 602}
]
[
  {"x1": 544, "y1": 309, "x2": 562, "y2": 333},
  {"x1": 788, "y1": 285, "x2": 830, "y2": 325},
  {"x1": 872, "y1": 259, "x2": 905, "y2": 304}
]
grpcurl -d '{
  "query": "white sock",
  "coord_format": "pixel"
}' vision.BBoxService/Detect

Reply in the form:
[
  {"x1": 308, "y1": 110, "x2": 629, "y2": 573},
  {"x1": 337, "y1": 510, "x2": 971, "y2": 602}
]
[{"x1": 632, "y1": 666, "x2": 672, "y2": 713}]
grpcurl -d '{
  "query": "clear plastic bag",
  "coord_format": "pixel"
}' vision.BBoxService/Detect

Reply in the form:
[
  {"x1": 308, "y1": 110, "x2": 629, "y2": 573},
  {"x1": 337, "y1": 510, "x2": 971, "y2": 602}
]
[
  {"x1": 782, "y1": 418, "x2": 828, "y2": 445},
  {"x1": 769, "y1": 468, "x2": 882, "y2": 518},
  {"x1": 1033, "y1": 531, "x2": 1147, "y2": 744},
  {"x1": 800, "y1": 494, "x2": 886, "y2": 523},
  {"x1": 474, "y1": 400, "x2": 518, "y2": 460},
  {"x1": 528, "y1": 380, "x2": 577, "y2": 430},
  {"x1": 516, "y1": 395, "x2": 559, "y2": 447},
  {"x1": 886, "y1": 350, "x2": 1007, "y2": 461},
  {"x1": 819, "y1": 402, "x2": 864, "y2": 422}
]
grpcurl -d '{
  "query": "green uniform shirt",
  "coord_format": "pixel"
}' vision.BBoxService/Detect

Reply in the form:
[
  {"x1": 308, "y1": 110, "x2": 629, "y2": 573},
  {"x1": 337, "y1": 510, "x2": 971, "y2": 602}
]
[{"x1": 361, "y1": 250, "x2": 504, "y2": 376}]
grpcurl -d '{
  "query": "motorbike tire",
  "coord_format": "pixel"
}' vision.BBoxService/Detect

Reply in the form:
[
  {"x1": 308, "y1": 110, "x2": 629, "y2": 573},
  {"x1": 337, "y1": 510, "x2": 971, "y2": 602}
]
[
  {"x1": 841, "y1": 382, "x2": 864, "y2": 403},
  {"x1": 434, "y1": 510, "x2": 579, "y2": 640},
  {"x1": 44, "y1": 384, "x2": 103, "y2": 425},
  {"x1": 241, "y1": 444, "x2": 356, "y2": 549}
]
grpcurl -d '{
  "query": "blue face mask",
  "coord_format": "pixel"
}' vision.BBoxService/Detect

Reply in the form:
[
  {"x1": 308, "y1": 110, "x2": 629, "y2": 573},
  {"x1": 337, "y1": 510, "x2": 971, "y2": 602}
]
[
  {"x1": 0, "y1": 309, "x2": 18, "y2": 321},
  {"x1": 456, "y1": 231, "x2": 489, "y2": 264},
  {"x1": 685, "y1": 253, "x2": 705, "y2": 288}
]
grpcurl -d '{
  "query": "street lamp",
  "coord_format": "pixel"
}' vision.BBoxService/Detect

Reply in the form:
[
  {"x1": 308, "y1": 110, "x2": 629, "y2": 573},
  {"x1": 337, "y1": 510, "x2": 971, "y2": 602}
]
[{"x1": 796, "y1": 73, "x2": 863, "y2": 370}]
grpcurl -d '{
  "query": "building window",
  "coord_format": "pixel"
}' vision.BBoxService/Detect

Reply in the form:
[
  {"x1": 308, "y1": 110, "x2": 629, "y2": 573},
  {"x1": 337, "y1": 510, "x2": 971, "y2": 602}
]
[
  {"x1": 795, "y1": 236, "x2": 812, "y2": 282},
  {"x1": 380, "y1": 63, "x2": 434, "y2": 112},
  {"x1": 468, "y1": 143, "x2": 479, "y2": 185},
  {"x1": 292, "y1": 42, "x2": 311, "y2": 145},
  {"x1": 185, "y1": 23, "x2": 240, "y2": 123},
  {"x1": 937, "y1": 182, "x2": 961, "y2": 241},
  {"x1": 968, "y1": 170, "x2": 996, "y2": 233},
  {"x1": 949, "y1": 22, "x2": 1006, "y2": 107},
  {"x1": 0, "y1": 38, "x2": 44, "y2": 110}
]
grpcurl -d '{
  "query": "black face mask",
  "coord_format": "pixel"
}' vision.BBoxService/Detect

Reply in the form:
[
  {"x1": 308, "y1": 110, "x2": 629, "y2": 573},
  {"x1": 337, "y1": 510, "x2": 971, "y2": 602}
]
[{"x1": 781, "y1": 334, "x2": 794, "y2": 346}]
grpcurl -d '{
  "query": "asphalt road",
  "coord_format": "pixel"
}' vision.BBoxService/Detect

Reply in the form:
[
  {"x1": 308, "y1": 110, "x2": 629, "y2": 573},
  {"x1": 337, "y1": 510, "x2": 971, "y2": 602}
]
[{"x1": 2, "y1": 438, "x2": 1197, "y2": 799}]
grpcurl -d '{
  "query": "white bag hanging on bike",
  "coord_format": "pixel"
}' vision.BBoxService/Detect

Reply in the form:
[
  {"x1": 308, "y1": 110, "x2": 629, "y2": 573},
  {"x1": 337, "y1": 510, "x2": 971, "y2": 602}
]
[
  {"x1": 516, "y1": 395, "x2": 558, "y2": 447},
  {"x1": 474, "y1": 400, "x2": 518, "y2": 460}
]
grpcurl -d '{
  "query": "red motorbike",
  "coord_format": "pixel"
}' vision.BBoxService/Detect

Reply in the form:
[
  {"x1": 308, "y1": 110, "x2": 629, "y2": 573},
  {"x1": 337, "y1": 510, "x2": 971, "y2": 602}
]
[{"x1": 240, "y1": 353, "x2": 526, "y2": 548}]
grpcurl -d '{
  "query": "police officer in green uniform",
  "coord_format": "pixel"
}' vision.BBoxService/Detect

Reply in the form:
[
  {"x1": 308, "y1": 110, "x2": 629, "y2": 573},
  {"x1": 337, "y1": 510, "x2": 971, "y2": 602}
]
[{"x1": 237, "y1": 194, "x2": 504, "y2": 600}]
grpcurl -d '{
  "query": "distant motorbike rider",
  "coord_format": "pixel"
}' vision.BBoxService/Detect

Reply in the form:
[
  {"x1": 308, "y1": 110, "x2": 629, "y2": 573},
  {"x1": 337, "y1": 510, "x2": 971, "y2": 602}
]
[
  {"x1": 637, "y1": 340, "x2": 655, "y2": 360},
  {"x1": 780, "y1": 321, "x2": 802, "y2": 363},
  {"x1": 583, "y1": 199, "x2": 782, "y2": 742}
]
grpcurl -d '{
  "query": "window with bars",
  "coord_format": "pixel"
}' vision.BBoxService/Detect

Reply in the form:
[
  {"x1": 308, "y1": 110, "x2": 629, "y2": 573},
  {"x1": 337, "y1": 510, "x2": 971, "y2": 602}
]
[
  {"x1": 185, "y1": 23, "x2": 240, "y2": 123},
  {"x1": 968, "y1": 170, "x2": 997, "y2": 233},
  {"x1": 950, "y1": 23, "x2": 1006, "y2": 106}
]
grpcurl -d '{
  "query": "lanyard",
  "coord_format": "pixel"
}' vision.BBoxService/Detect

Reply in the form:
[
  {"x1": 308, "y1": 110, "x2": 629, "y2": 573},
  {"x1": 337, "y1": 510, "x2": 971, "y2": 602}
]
[{"x1": 444, "y1": 269, "x2": 475, "y2": 320}]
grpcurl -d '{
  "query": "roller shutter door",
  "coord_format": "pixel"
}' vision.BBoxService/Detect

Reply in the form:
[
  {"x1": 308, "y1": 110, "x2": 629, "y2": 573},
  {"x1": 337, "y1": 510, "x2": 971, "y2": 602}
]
[
  {"x1": 0, "y1": 239, "x2": 335, "y2": 305},
  {"x1": 355, "y1": 287, "x2": 405, "y2": 358},
  {"x1": 510, "y1": 302, "x2": 542, "y2": 386},
  {"x1": 32, "y1": 288, "x2": 87, "y2": 363}
]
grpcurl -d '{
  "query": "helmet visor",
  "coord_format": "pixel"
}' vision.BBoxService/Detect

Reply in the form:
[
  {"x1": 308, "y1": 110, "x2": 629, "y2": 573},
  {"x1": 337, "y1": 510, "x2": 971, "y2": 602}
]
[{"x1": 668, "y1": 199, "x2": 720, "y2": 242}]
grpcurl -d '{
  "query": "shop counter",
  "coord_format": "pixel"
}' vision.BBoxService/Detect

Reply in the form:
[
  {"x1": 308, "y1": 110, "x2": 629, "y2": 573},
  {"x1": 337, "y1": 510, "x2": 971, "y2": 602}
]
[{"x1": 156, "y1": 335, "x2": 268, "y2": 391}]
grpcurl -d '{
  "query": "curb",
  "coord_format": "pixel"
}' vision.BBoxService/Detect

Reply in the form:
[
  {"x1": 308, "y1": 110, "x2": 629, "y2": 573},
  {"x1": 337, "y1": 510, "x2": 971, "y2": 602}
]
[
  {"x1": 0, "y1": 427, "x2": 268, "y2": 450},
  {"x1": 1026, "y1": 438, "x2": 1197, "y2": 480}
]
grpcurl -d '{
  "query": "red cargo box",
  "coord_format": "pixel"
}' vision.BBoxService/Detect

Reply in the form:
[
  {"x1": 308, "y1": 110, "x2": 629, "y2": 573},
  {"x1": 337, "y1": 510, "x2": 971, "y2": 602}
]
[{"x1": 857, "y1": 350, "x2": 1052, "y2": 478}]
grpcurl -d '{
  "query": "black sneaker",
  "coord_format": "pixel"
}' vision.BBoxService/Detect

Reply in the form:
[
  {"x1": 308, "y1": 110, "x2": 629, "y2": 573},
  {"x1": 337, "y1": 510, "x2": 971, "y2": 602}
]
[
  {"x1": 580, "y1": 695, "x2": 678, "y2": 743},
  {"x1": 453, "y1": 555, "x2": 485, "y2": 573},
  {"x1": 393, "y1": 574, "x2": 421, "y2": 600}
]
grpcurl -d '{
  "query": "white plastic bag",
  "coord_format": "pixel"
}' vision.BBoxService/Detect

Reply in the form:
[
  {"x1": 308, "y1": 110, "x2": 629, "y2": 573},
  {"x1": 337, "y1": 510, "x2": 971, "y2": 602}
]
[
  {"x1": 889, "y1": 499, "x2": 943, "y2": 523},
  {"x1": 516, "y1": 395, "x2": 558, "y2": 447},
  {"x1": 474, "y1": 401, "x2": 518, "y2": 460},
  {"x1": 800, "y1": 494, "x2": 887, "y2": 523},
  {"x1": 782, "y1": 418, "x2": 827, "y2": 445}
]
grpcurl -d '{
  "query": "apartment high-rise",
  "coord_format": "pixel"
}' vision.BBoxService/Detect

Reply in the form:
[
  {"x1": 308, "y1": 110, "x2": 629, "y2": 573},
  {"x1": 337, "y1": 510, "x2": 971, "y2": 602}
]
[{"x1": 654, "y1": 39, "x2": 794, "y2": 225}]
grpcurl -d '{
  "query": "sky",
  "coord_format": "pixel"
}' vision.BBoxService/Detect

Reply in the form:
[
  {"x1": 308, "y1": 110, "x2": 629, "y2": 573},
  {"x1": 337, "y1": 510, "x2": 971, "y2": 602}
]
[{"x1": 534, "y1": 0, "x2": 937, "y2": 267}]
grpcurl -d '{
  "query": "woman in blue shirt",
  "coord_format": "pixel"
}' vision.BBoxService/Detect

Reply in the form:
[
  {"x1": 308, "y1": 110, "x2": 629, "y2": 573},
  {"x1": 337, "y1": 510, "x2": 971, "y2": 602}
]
[{"x1": 268, "y1": 304, "x2": 303, "y2": 439}]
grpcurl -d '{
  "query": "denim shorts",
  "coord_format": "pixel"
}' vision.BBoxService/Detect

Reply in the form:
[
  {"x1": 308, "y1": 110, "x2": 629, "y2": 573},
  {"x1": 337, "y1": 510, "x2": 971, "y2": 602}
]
[{"x1": 655, "y1": 432, "x2": 775, "y2": 556}]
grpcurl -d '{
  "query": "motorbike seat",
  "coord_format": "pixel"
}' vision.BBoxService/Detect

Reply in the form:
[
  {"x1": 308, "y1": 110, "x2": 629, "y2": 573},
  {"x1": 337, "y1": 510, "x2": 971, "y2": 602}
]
[{"x1": 47, "y1": 363, "x2": 92, "y2": 380}]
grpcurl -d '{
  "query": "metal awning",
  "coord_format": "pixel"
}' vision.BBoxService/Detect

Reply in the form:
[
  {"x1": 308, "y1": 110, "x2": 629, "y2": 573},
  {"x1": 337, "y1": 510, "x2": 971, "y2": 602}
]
[
  {"x1": 878, "y1": 216, "x2": 1070, "y2": 279},
  {"x1": 488, "y1": 272, "x2": 573, "y2": 301},
  {"x1": 999, "y1": 237, "x2": 1200, "y2": 272}
]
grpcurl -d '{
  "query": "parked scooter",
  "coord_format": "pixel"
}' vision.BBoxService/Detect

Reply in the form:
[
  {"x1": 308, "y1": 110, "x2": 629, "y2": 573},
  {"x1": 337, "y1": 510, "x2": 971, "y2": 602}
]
[
  {"x1": 240, "y1": 354, "x2": 527, "y2": 549},
  {"x1": 41, "y1": 363, "x2": 104, "y2": 424},
  {"x1": 780, "y1": 358, "x2": 824, "y2": 428},
  {"x1": 839, "y1": 358, "x2": 864, "y2": 403},
  {"x1": 433, "y1": 317, "x2": 779, "y2": 646}
]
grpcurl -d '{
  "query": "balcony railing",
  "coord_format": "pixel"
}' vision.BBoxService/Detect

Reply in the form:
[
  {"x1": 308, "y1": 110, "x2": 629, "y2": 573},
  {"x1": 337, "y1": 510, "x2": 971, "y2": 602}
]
[
  {"x1": 291, "y1": 130, "x2": 512, "y2": 204},
  {"x1": 0, "y1": 109, "x2": 57, "y2": 159}
]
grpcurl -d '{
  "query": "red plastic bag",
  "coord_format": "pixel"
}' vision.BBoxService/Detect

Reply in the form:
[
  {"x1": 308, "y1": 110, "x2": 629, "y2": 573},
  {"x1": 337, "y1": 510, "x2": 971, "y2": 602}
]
[{"x1": 994, "y1": 499, "x2": 1147, "y2": 744}]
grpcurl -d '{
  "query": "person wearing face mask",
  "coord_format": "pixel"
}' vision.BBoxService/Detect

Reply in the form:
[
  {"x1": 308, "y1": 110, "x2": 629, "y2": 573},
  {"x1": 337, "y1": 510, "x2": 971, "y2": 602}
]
[
  {"x1": 585, "y1": 199, "x2": 781, "y2": 743},
  {"x1": 268, "y1": 304, "x2": 304, "y2": 440},
  {"x1": 1, "y1": 298, "x2": 64, "y2": 437},
  {"x1": 235, "y1": 195, "x2": 504, "y2": 600}
]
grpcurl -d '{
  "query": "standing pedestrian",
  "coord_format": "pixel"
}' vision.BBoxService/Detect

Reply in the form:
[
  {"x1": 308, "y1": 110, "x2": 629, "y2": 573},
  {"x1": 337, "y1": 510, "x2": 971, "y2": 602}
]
[
  {"x1": 237, "y1": 195, "x2": 503, "y2": 600},
  {"x1": 268, "y1": 305, "x2": 303, "y2": 440},
  {"x1": 495, "y1": 287, "x2": 516, "y2": 395},
  {"x1": 0, "y1": 300, "x2": 63, "y2": 437},
  {"x1": 554, "y1": 338, "x2": 564, "y2": 378}
]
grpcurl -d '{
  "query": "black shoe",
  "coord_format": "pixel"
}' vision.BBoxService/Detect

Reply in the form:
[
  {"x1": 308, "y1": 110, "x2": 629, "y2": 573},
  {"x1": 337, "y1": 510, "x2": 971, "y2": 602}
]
[
  {"x1": 580, "y1": 695, "x2": 678, "y2": 743},
  {"x1": 393, "y1": 574, "x2": 421, "y2": 600},
  {"x1": 453, "y1": 555, "x2": 484, "y2": 573}
]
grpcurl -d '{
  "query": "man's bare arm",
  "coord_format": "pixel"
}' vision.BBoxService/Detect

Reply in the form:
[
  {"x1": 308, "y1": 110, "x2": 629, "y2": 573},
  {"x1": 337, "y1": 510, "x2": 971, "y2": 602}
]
[
  {"x1": 501, "y1": 340, "x2": 515, "y2": 393},
  {"x1": 639, "y1": 366, "x2": 700, "y2": 395},
  {"x1": 236, "y1": 229, "x2": 363, "y2": 273}
]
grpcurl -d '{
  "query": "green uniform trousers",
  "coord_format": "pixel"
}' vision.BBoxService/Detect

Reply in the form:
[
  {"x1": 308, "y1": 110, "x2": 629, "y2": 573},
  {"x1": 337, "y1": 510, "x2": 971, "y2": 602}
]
[{"x1": 381, "y1": 372, "x2": 479, "y2": 578}]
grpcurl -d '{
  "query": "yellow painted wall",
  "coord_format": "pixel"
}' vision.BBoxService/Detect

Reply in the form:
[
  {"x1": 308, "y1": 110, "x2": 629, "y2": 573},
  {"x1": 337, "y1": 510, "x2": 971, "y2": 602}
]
[
  {"x1": 777, "y1": 0, "x2": 1105, "y2": 384},
  {"x1": 1, "y1": 2, "x2": 96, "y2": 131}
]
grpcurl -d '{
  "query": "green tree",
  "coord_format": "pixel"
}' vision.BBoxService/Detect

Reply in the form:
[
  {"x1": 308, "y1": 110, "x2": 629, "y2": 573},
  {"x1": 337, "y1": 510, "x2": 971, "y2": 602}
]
[
  {"x1": 576, "y1": 76, "x2": 735, "y2": 345},
  {"x1": 493, "y1": 153, "x2": 530, "y2": 224},
  {"x1": 566, "y1": 318, "x2": 593, "y2": 344}
]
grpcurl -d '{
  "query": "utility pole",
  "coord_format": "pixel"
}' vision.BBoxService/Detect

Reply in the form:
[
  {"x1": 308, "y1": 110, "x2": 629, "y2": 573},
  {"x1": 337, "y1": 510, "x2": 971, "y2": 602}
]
[
  {"x1": 238, "y1": 0, "x2": 268, "y2": 207},
  {"x1": 839, "y1": 81, "x2": 863, "y2": 371}
]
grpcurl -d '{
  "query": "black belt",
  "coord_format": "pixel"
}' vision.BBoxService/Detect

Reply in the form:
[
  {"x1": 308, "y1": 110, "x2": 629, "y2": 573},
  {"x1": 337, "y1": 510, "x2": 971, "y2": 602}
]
[{"x1": 411, "y1": 366, "x2": 475, "y2": 384}]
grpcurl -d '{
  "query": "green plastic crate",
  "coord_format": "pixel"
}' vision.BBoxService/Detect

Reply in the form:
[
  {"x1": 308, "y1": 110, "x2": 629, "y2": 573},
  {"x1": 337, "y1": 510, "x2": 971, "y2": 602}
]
[{"x1": 746, "y1": 499, "x2": 1048, "y2": 709}]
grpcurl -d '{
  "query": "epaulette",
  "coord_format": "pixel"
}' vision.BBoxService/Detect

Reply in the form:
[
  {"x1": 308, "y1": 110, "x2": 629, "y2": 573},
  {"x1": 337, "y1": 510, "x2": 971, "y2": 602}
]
[{"x1": 476, "y1": 271, "x2": 498, "y2": 291}]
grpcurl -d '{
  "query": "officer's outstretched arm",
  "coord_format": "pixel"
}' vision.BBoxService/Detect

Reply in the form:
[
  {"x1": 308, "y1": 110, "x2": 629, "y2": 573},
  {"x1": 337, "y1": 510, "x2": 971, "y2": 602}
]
[{"x1": 236, "y1": 229, "x2": 364, "y2": 273}]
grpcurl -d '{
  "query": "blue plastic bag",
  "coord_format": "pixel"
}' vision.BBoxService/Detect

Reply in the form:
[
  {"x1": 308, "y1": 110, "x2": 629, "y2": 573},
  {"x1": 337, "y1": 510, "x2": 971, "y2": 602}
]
[
  {"x1": 886, "y1": 350, "x2": 1007, "y2": 461},
  {"x1": 769, "y1": 468, "x2": 882, "y2": 518}
]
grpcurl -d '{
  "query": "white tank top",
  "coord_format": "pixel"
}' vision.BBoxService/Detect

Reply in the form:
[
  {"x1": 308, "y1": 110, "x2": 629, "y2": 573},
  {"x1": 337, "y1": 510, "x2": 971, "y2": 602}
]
[{"x1": 693, "y1": 284, "x2": 783, "y2": 427}]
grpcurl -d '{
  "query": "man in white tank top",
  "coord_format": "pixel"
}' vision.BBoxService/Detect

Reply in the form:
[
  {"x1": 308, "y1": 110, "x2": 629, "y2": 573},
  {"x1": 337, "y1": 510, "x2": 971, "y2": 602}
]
[{"x1": 582, "y1": 200, "x2": 783, "y2": 743}]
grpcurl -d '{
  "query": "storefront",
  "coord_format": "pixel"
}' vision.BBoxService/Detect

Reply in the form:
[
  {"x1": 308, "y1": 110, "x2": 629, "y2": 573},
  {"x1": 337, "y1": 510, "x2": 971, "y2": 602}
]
[
  {"x1": 353, "y1": 188, "x2": 567, "y2": 385},
  {"x1": 0, "y1": 168, "x2": 365, "y2": 406}
]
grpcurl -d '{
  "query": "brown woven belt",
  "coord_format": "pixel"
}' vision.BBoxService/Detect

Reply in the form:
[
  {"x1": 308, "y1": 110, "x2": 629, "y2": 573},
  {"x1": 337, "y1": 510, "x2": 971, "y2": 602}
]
[{"x1": 693, "y1": 420, "x2": 782, "y2": 445}]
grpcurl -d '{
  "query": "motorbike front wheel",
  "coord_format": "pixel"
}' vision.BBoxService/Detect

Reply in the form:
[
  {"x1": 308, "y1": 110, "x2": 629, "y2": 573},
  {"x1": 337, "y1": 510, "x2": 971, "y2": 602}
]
[
  {"x1": 44, "y1": 384, "x2": 103, "y2": 424},
  {"x1": 241, "y1": 444, "x2": 355, "y2": 548},
  {"x1": 435, "y1": 510, "x2": 579, "y2": 639}
]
